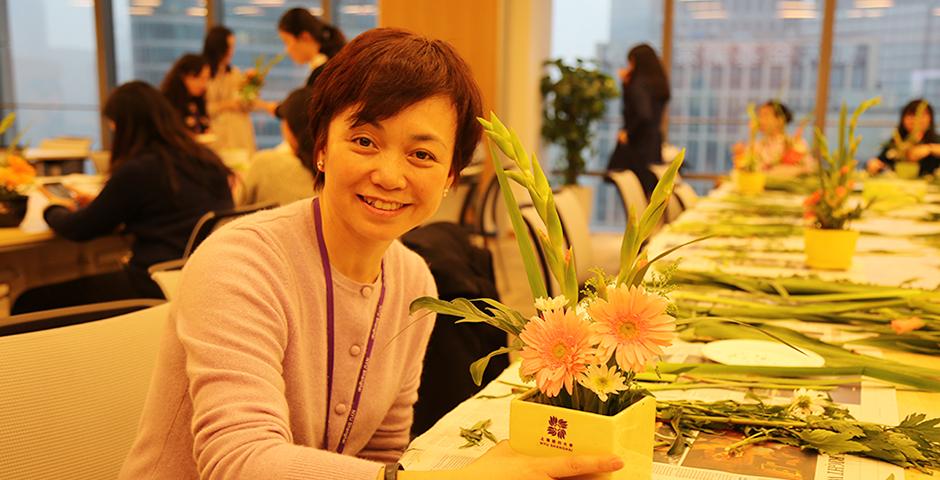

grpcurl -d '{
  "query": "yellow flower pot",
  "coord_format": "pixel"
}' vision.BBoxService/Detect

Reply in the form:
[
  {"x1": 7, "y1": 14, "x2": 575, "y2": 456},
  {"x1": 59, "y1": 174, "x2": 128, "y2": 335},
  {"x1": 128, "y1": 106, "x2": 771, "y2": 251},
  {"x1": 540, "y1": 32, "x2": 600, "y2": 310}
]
[
  {"x1": 804, "y1": 228, "x2": 859, "y2": 270},
  {"x1": 894, "y1": 161, "x2": 920, "y2": 179},
  {"x1": 509, "y1": 390, "x2": 656, "y2": 480},
  {"x1": 733, "y1": 170, "x2": 766, "y2": 195}
]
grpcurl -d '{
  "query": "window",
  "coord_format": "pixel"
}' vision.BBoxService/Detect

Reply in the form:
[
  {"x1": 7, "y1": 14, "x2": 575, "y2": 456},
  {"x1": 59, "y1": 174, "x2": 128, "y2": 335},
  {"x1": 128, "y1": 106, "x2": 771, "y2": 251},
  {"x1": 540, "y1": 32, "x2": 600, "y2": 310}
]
[
  {"x1": 670, "y1": 0, "x2": 821, "y2": 176},
  {"x1": 331, "y1": 0, "x2": 378, "y2": 39},
  {"x1": 113, "y1": 0, "x2": 207, "y2": 86},
  {"x1": 830, "y1": 0, "x2": 940, "y2": 160},
  {"x1": 3, "y1": 0, "x2": 100, "y2": 148}
]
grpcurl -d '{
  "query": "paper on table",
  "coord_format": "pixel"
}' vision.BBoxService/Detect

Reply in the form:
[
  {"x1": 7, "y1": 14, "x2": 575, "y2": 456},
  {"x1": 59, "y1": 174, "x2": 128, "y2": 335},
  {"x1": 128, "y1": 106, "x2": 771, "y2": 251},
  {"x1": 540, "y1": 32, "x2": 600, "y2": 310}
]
[{"x1": 403, "y1": 343, "x2": 904, "y2": 480}]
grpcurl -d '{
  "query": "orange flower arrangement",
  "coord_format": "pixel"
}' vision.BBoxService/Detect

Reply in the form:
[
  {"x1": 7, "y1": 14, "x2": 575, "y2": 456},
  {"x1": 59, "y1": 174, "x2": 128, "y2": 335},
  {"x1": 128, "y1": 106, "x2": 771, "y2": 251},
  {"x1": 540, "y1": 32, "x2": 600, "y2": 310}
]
[{"x1": 0, "y1": 113, "x2": 35, "y2": 200}]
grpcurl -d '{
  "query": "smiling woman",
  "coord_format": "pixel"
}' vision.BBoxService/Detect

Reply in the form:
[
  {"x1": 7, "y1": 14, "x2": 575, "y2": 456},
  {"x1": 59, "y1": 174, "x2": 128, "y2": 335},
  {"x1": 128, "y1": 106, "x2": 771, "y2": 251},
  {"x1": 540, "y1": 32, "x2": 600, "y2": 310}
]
[{"x1": 118, "y1": 27, "x2": 625, "y2": 480}]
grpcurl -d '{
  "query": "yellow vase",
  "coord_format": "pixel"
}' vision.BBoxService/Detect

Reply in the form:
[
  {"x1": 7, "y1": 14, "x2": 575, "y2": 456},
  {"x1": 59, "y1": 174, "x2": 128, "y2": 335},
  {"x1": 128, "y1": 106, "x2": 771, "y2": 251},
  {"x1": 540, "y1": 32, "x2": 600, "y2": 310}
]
[
  {"x1": 894, "y1": 161, "x2": 920, "y2": 179},
  {"x1": 804, "y1": 228, "x2": 859, "y2": 270},
  {"x1": 509, "y1": 390, "x2": 656, "y2": 480},
  {"x1": 734, "y1": 170, "x2": 766, "y2": 195}
]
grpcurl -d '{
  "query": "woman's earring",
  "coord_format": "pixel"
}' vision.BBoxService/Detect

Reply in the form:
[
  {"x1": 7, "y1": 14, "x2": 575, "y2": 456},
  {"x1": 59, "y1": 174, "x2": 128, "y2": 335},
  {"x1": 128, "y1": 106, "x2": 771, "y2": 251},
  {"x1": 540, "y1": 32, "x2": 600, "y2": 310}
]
[
  {"x1": 317, "y1": 160, "x2": 324, "y2": 171},
  {"x1": 443, "y1": 188, "x2": 450, "y2": 198}
]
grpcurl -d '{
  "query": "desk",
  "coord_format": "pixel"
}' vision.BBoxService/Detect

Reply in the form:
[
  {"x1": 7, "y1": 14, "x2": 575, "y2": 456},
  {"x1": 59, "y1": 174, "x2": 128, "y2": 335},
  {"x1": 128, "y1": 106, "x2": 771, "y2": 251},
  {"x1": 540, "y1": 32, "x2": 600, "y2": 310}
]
[
  {"x1": 0, "y1": 177, "x2": 129, "y2": 315},
  {"x1": 405, "y1": 179, "x2": 940, "y2": 479}
]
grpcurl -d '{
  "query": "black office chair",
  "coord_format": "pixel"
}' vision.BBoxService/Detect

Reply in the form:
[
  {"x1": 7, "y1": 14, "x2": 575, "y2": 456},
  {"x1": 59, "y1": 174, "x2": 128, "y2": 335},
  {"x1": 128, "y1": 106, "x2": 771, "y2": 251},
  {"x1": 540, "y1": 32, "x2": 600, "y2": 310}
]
[{"x1": 148, "y1": 202, "x2": 277, "y2": 276}]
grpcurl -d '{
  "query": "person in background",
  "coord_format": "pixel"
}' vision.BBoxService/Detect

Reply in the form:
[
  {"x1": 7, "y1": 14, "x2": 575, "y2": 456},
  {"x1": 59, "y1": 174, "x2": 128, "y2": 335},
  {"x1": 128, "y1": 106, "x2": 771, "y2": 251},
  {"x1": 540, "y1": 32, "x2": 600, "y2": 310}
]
[
  {"x1": 160, "y1": 53, "x2": 212, "y2": 135},
  {"x1": 119, "y1": 28, "x2": 623, "y2": 480},
  {"x1": 732, "y1": 100, "x2": 811, "y2": 177},
  {"x1": 867, "y1": 99, "x2": 940, "y2": 177},
  {"x1": 11, "y1": 82, "x2": 233, "y2": 314},
  {"x1": 203, "y1": 26, "x2": 269, "y2": 153},
  {"x1": 274, "y1": 7, "x2": 346, "y2": 117},
  {"x1": 237, "y1": 87, "x2": 316, "y2": 206},
  {"x1": 607, "y1": 43, "x2": 671, "y2": 198}
]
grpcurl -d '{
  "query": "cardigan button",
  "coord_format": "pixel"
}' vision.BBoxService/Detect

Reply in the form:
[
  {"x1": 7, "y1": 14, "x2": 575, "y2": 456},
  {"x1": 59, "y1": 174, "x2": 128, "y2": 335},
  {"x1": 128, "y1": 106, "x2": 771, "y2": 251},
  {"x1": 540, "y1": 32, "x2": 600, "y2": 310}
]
[
  {"x1": 335, "y1": 403, "x2": 348, "y2": 415},
  {"x1": 360, "y1": 286, "x2": 373, "y2": 297},
  {"x1": 349, "y1": 345, "x2": 362, "y2": 356}
]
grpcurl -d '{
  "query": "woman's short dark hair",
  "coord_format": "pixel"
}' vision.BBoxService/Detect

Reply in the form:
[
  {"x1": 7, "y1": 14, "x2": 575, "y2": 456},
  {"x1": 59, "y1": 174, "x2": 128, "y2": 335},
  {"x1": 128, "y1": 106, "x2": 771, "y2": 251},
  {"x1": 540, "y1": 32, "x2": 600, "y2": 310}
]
[
  {"x1": 763, "y1": 100, "x2": 793, "y2": 124},
  {"x1": 627, "y1": 43, "x2": 670, "y2": 102},
  {"x1": 898, "y1": 99, "x2": 936, "y2": 137},
  {"x1": 278, "y1": 8, "x2": 346, "y2": 58},
  {"x1": 307, "y1": 28, "x2": 483, "y2": 190},
  {"x1": 203, "y1": 26, "x2": 233, "y2": 78},
  {"x1": 279, "y1": 87, "x2": 315, "y2": 173},
  {"x1": 160, "y1": 53, "x2": 209, "y2": 119},
  {"x1": 104, "y1": 81, "x2": 231, "y2": 196}
]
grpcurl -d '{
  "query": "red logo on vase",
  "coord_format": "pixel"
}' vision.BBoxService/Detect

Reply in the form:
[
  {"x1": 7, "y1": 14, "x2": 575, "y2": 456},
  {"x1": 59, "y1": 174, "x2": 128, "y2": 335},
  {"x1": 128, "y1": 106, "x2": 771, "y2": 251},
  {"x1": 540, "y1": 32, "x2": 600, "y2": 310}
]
[{"x1": 546, "y1": 416, "x2": 568, "y2": 439}]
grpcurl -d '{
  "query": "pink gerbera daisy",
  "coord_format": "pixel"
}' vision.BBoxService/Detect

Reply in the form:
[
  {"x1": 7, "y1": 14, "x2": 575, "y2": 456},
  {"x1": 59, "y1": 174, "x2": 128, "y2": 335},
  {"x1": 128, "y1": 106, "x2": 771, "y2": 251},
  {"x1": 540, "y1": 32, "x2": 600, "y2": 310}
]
[
  {"x1": 519, "y1": 308, "x2": 594, "y2": 397},
  {"x1": 588, "y1": 285, "x2": 676, "y2": 372}
]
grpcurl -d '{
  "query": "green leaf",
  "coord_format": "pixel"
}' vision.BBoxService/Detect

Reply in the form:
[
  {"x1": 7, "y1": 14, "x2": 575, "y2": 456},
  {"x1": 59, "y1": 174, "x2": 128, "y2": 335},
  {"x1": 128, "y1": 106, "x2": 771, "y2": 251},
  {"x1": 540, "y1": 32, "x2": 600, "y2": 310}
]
[
  {"x1": 798, "y1": 429, "x2": 869, "y2": 455},
  {"x1": 469, "y1": 346, "x2": 521, "y2": 386}
]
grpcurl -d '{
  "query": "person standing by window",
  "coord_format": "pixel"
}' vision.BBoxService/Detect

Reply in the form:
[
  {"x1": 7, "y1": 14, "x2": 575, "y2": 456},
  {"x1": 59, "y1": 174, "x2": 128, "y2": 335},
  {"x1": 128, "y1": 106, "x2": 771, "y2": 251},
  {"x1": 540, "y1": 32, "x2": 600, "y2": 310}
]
[
  {"x1": 273, "y1": 7, "x2": 346, "y2": 118},
  {"x1": 161, "y1": 54, "x2": 212, "y2": 135},
  {"x1": 607, "y1": 43, "x2": 671, "y2": 198},
  {"x1": 203, "y1": 26, "x2": 269, "y2": 153}
]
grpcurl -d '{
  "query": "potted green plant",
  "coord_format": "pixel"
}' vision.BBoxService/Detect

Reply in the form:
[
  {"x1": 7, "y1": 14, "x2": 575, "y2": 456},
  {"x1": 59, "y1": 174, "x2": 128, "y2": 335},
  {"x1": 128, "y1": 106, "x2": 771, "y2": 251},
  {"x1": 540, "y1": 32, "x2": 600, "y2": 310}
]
[
  {"x1": 541, "y1": 59, "x2": 618, "y2": 216},
  {"x1": 732, "y1": 103, "x2": 766, "y2": 194},
  {"x1": 803, "y1": 97, "x2": 879, "y2": 270}
]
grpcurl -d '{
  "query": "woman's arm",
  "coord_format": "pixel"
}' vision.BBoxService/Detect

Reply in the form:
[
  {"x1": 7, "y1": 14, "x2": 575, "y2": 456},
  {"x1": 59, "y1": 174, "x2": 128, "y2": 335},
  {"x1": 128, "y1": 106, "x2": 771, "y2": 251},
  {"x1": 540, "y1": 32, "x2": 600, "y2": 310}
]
[{"x1": 42, "y1": 159, "x2": 148, "y2": 241}]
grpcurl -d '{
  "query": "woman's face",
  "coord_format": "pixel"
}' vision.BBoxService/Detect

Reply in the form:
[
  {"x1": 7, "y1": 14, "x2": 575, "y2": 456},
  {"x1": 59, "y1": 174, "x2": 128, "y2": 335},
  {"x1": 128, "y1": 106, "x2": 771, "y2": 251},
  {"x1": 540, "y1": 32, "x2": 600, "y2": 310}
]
[
  {"x1": 224, "y1": 35, "x2": 236, "y2": 66},
  {"x1": 902, "y1": 110, "x2": 931, "y2": 135},
  {"x1": 184, "y1": 65, "x2": 211, "y2": 97},
  {"x1": 278, "y1": 30, "x2": 320, "y2": 65},
  {"x1": 318, "y1": 95, "x2": 456, "y2": 245},
  {"x1": 757, "y1": 105, "x2": 785, "y2": 135}
]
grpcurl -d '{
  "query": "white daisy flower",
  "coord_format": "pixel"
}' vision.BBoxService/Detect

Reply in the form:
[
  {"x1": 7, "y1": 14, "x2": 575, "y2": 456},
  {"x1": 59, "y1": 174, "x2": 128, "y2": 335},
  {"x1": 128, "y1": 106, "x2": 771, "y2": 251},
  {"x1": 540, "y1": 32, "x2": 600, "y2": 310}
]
[
  {"x1": 787, "y1": 388, "x2": 828, "y2": 420},
  {"x1": 534, "y1": 295, "x2": 569, "y2": 313},
  {"x1": 578, "y1": 363, "x2": 628, "y2": 402}
]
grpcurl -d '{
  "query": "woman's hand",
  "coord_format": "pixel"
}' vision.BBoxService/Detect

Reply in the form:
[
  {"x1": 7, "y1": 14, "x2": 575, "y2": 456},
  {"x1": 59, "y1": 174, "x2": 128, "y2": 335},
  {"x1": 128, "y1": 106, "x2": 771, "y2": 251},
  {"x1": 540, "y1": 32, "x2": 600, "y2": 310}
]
[
  {"x1": 866, "y1": 157, "x2": 885, "y2": 174},
  {"x1": 908, "y1": 144, "x2": 936, "y2": 162},
  {"x1": 254, "y1": 100, "x2": 279, "y2": 116},
  {"x1": 402, "y1": 441, "x2": 624, "y2": 479},
  {"x1": 618, "y1": 129, "x2": 628, "y2": 145}
]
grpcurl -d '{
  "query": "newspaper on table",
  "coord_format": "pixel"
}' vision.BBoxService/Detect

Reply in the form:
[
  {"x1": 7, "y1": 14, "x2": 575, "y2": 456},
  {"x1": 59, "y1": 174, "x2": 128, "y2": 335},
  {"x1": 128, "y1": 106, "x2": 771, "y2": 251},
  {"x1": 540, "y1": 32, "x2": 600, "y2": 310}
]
[{"x1": 401, "y1": 341, "x2": 904, "y2": 480}]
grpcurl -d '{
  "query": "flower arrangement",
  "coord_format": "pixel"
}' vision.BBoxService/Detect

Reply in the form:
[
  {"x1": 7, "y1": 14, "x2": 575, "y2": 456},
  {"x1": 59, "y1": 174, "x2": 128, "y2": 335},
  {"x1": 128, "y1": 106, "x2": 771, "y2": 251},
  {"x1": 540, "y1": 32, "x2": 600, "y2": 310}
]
[
  {"x1": 540, "y1": 59, "x2": 619, "y2": 185},
  {"x1": 803, "y1": 97, "x2": 880, "y2": 230},
  {"x1": 239, "y1": 54, "x2": 283, "y2": 104},
  {"x1": 0, "y1": 113, "x2": 35, "y2": 201},
  {"x1": 732, "y1": 103, "x2": 760, "y2": 173},
  {"x1": 412, "y1": 113, "x2": 695, "y2": 416}
]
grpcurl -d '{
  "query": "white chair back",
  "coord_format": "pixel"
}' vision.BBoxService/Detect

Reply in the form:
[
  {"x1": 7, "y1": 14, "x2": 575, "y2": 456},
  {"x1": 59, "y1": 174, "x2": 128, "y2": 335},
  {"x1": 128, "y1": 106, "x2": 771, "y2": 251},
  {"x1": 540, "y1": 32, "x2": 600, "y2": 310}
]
[
  {"x1": 552, "y1": 188, "x2": 595, "y2": 284},
  {"x1": 606, "y1": 169, "x2": 649, "y2": 220},
  {"x1": 0, "y1": 303, "x2": 171, "y2": 480}
]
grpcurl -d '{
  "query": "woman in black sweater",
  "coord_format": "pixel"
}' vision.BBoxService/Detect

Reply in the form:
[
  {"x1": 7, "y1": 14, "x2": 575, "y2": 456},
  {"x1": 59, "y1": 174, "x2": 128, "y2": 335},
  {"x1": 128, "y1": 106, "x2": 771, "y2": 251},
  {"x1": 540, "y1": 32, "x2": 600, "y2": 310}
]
[
  {"x1": 866, "y1": 99, "x2": 940, "y2": 177},
  {"x1": 607, "y1": 43, "x2": 671, "y2": 198},
  {"x1": 272, "y1": 8, "x2": 346, "y2": 118},
  {"x1": 12, "y1": 82, "x2": 233, "y2": 314},
  {"x1": 161, "y1": 54, "x2": 212, "y2": 134}
]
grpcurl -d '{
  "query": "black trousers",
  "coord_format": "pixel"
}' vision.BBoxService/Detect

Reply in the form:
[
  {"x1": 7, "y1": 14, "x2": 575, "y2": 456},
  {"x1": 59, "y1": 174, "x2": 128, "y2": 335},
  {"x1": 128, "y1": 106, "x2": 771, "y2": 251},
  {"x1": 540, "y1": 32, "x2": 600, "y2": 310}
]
[{"x1": 11, "y1": 266, "x2": 165, "y2": 315}]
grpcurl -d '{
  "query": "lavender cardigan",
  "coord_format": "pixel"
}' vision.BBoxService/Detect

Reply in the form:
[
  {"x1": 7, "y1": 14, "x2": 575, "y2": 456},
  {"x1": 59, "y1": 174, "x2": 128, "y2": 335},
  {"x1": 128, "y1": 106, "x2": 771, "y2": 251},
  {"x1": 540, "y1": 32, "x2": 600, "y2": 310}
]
[{"x1": 120, "y1": 200, "x2": 437, "y2": 480}]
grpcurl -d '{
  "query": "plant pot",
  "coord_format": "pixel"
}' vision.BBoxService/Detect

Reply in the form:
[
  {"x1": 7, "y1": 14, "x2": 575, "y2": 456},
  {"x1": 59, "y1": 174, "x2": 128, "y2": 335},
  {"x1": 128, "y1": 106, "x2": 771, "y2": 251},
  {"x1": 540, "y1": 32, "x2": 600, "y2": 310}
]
[
  {"x1": 804, "y1": 227, "x2": 859, "y2": 270},
  {"x1": 509, "y1": 390, "x2": 656, "y2": 480},
  {"x1": 894, "y1": 161, "x2": 920, "y2": 179},
  {"x1": 733, "y1": 170, "x2": 766, "y2": 195},
  {"x1": 0, "y1": 195, "x2": 28, "y2": 228}
]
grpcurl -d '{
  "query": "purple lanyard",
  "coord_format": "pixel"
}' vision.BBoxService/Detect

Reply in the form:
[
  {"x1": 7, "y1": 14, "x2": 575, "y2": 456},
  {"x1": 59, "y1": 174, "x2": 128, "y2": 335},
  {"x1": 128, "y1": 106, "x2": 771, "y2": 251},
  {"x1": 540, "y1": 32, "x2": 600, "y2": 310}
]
[{"x1": 313, "y1": 198, "x2": 386, "y2": 454}]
